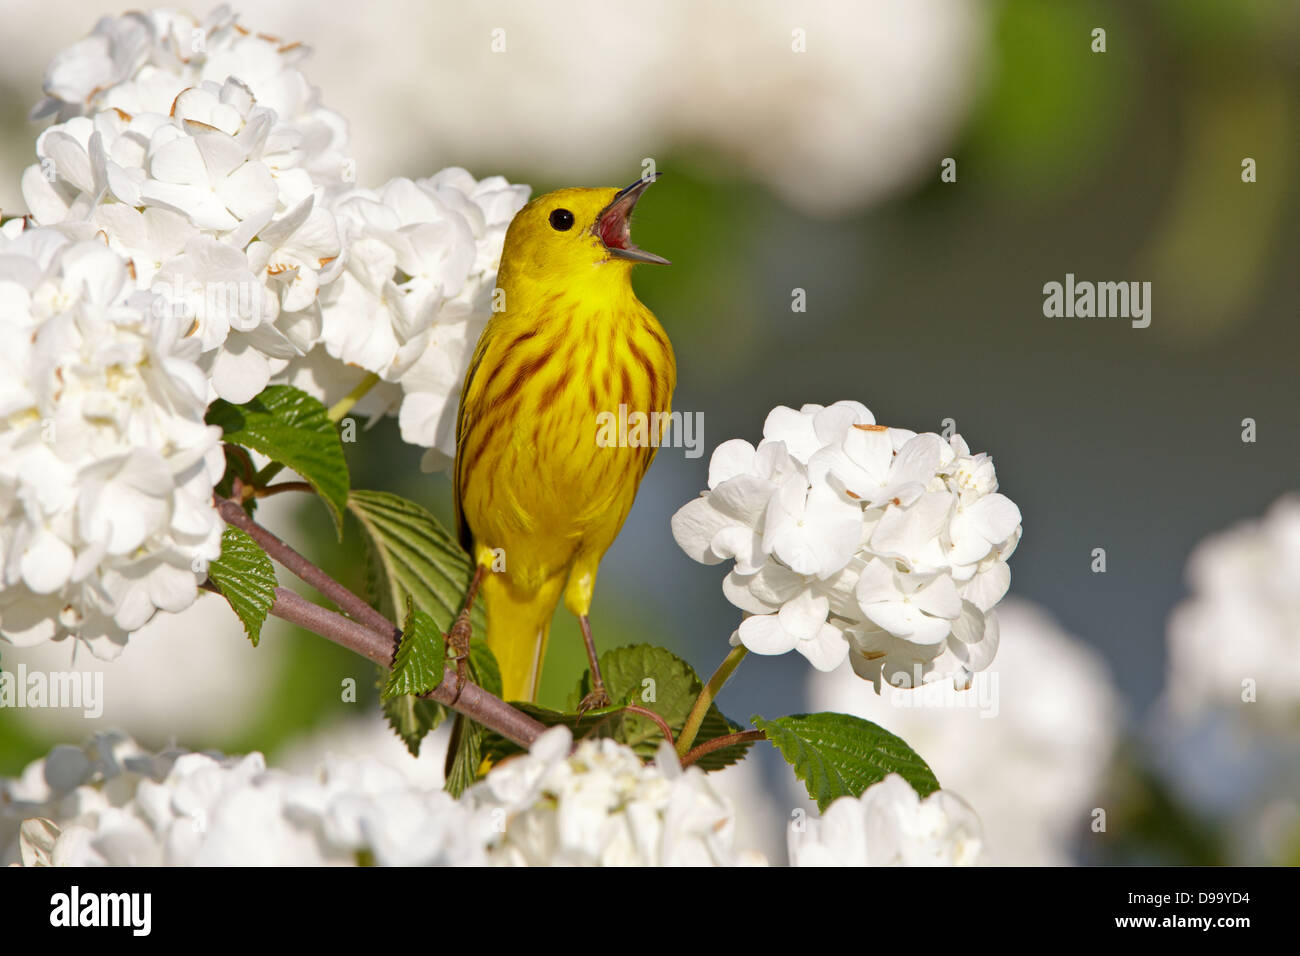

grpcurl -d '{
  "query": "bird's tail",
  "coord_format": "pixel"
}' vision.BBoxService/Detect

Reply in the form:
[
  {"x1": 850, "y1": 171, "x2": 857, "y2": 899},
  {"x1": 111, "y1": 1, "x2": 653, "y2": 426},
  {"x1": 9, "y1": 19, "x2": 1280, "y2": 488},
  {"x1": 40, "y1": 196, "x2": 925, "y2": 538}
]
[{"x1": 482, "y1": 570, "x2": 559, "y2": 703}]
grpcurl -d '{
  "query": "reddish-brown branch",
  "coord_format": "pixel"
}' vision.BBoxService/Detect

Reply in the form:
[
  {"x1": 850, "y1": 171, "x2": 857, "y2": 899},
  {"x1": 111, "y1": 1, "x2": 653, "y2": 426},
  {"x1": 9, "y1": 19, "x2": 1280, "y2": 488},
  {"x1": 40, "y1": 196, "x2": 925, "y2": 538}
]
[
  {"x1": 623, "y1": 705, "x2": 676, "y2": 747},
  {"x1": 681, "y1": 729, "x2": 767, "y2": 768},
  {"x1": 207, "y1": 498, "x2": 548, "y2": 749},
  {"x1": 254, "y1": 481, "x2": 314, "y2": 498}
]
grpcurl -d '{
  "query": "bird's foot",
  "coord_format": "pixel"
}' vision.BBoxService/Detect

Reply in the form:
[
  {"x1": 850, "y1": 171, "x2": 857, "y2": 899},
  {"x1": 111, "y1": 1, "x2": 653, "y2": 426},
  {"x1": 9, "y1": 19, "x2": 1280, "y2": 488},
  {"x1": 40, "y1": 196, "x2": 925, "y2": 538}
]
[
  {"x1": 446, "y1": 610, "x2": 472, "y2": 703},
  {"x1": 577, "y1": 683, "x2": 612, "y2": 716},
  {"x1": 575, "y1": 613, "x2": 611, "y2": 715}
]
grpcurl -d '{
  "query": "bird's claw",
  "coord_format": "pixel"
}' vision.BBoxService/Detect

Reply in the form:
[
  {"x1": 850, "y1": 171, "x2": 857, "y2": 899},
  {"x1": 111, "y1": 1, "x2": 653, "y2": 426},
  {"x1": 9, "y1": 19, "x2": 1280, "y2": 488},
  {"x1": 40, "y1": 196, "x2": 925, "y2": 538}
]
[
  {"x1": 446, "y1": 611, "x2": 472, "y2": 703},
  {"x1": 577, "y1": 685, "x2": 612, "y2": 716}
]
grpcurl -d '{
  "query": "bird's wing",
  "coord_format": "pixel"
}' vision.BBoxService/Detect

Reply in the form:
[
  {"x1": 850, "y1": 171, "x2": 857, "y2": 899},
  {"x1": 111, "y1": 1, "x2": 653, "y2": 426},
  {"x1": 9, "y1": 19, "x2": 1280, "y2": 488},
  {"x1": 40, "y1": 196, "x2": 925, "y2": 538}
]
[{"x1": 453, "y1": 323, "x2": 497, "y2": 556}]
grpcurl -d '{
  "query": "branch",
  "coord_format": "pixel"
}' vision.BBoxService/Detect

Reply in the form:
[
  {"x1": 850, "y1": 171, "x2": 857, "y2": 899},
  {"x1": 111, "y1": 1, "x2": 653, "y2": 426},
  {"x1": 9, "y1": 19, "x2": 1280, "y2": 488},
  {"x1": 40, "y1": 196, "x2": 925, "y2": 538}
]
[
  {"x1": 215, "y1": 494, "x2": 396, "y2": 641},
  {"x1": 623, "y1": 705, "x2": 676, "y2": 747},
  {"x1": 676, "y1": 643, "x2": 749, "y2": 757},
  {"x1": 209, "y1": 497, "x2": 547, "y2": 750},
  {"x1": 264, "y1": 588, "x2": 544, "y2": 749},
  {"x1": 254, "y1": 481, "x2": 314, "y2": 498},
  {"x1": 681, "y1": 730, "x2": 766, "y2": 768}
]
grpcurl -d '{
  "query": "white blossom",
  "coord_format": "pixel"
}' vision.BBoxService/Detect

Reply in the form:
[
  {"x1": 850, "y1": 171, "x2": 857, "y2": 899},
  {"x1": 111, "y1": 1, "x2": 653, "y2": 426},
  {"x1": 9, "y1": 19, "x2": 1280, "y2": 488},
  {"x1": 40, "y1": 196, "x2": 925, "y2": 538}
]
[
  {"x1": 2, "y1": 728, "x2": 769, "y2": 867},
  {"x1": 808, "y1": 599, "x2": 1120, "y2": 865},
  {"x1": 1166, "y1": 494, "x2": 1300, "y2": 725},
  {"x1": 465, "y1": 726, "x2": 766, "y2": 866},
  {"x1": 293, "y1": 169, "x2": 528, "y2": 467},
  {"x1": 30, "y1": 6, "x2": 349, "y2": 184},
  {"x1": 209, "y1": 0, "x2": 985, "y2": 218},
  {"x1": 0, "y1": 225, "x2": 223, "y2": 660},
  {"x1": 1, "y1": 732, "x2": 490, "y2": 866},
  {"x1": 21, "y1": 7, "x2": 529, "y2": 449},
  {"x1": 22, "y1": 6, "x2": 350, "y2": 404},
  {"x1": 788, "y1": 774, "x2": 984, "y2": 866},
  {"x1": 1152, "y1": 495, "x2": 1300, "y2": 863},
  {"x1": 673, "y1": 402, "x2": 1022, "y2": 688}
]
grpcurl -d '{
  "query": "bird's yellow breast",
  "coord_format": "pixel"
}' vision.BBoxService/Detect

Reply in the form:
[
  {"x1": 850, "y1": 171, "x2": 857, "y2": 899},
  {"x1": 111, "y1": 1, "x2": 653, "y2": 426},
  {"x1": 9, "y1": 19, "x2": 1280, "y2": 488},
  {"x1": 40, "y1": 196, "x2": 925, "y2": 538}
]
[{"x1": 455, "y1": 276, "x2": 675, "y2": 594}]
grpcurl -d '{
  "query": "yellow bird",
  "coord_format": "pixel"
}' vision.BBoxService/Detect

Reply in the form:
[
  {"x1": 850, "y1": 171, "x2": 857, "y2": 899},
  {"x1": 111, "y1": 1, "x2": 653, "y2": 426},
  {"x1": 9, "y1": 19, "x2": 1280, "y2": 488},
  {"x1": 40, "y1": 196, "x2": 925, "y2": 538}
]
[{"x1": 451, "y1": 175, "x2": 675, "y2": 709}]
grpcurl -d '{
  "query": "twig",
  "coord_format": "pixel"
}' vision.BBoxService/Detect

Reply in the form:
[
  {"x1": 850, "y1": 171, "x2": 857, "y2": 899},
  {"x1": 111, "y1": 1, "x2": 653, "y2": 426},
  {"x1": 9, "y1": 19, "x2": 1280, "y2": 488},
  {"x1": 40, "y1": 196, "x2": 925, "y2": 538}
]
[
  {"x1": 623, "y1": 705, "x2": 676, "y2": 747},
  {"x1": 681, "y1": 730, "x2": 767, "y2": 768},
  {"x1": 223, "y1": 443, "x2": 256, "y2": 485},
  {"x1": 214, "y1": 494, "x2": 396, "y2": 641},
  {"x1": 200, "y1": 582, "x2": 545, "y2": 749},
  {"x1": 208, "y1": 496, "x2": 549, "y2": 749},
  {"x1": 253, "y1": 481, "x2": 314, "y2": 498},
  {"x1": 676, "y1": 644, "x2": 749, "y2": 758},
  {"x1": 327, "y1": 371, "x2": 381, "y2": 423}
]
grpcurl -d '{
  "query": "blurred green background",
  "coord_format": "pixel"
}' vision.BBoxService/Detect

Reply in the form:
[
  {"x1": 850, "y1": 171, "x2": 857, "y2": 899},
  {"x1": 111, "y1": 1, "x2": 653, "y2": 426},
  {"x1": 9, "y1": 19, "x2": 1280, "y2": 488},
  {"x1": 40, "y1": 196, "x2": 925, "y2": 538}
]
[{"x1": 1, "y1": 0, "x2": 1297, "y2": 865}]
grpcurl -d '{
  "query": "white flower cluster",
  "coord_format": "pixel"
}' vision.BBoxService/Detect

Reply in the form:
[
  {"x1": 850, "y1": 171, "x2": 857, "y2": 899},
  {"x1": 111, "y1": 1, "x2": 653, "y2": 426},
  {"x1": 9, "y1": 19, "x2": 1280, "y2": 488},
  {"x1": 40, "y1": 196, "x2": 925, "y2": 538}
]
[
  {"x1": 810, "y1": 599, "x2": 1120, "y2": 865},
  {"x1": 0, "y1": 225, "x2": 224, "y2": 660},
  {"x1": 465, "y1": 727, "x2": 765, "y2": 866},
  {"x1": 673, "y1": 401, "x2": 1022, "y2": 689},
  {"x1": 214, "y1": 0, "x2": 983, "y2": 219},
  {"x1": 2, "y1": 7, "x2": 529, "y2": 654},
  {"x1": 1166, "y1": 494, "x2": 1300, "y2": 726},
  {"x1": 1, "y1": 728, "x2": 763, "y2": 866},
  {"x1": 304, "y1": 169, "x2": 527, "y2": 469},
  {"x1": 22, "y1": 6, "x2": 346, "y2": 403},
  {"x1": 20, "y1": 4, "x2": 528, "y2": 454},
  {"x1": 4, "y1": 728, "x2": 991, "y2": 867},
  {"x1": 787, "y1": 773, "x2": 984, "y2": 866},
  {"x1": 1, "y1": 731, "x2": 491, "y2": 866}
]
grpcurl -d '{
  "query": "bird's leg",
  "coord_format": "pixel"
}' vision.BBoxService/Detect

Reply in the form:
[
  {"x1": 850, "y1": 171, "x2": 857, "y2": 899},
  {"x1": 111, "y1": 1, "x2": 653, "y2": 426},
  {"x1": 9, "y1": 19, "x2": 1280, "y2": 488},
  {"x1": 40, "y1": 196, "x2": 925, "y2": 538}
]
[
  {"x1": 447, "y1": 564, "x2": 486, "y2": 702},
  {"x1": 577, "y1": 614, "x2": 612, "y2": 713}
]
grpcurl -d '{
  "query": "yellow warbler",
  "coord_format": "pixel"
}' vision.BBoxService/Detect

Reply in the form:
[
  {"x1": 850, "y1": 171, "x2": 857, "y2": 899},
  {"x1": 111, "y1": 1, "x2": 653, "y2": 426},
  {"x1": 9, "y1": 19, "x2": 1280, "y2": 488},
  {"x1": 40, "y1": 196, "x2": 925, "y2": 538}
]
[{"x1": 451, "y1": 176, "x2": 675, "y2": 708}]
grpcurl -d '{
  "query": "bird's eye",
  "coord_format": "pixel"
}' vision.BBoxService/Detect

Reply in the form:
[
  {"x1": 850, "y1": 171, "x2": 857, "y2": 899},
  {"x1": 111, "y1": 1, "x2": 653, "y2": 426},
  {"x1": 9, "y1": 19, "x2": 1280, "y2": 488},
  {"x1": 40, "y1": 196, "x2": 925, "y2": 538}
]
[{"x1": 548, "y1": 208, "x2": 575, "y2": 231}]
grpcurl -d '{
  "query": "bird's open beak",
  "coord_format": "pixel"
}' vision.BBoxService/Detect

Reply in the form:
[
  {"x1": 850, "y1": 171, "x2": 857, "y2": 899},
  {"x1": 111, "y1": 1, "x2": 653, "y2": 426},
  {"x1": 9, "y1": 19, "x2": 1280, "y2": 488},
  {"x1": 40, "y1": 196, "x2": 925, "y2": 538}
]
[{"x1": 595, "y1": 174, "x2": 670, "y2": 265}]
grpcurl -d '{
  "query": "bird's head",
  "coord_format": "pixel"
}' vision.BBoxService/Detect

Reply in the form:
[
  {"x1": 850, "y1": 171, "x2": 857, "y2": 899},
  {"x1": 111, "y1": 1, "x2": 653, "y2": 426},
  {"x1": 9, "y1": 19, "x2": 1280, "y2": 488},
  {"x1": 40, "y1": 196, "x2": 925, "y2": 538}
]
[{"x1": 498, "y1": 176, "x2": 669, "y2": 285}]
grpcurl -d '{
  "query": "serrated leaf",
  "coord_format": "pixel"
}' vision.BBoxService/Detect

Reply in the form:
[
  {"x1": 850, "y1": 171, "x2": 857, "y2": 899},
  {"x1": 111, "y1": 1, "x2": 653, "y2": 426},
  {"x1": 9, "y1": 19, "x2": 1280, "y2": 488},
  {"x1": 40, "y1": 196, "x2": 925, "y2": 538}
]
[
  {"x1": 348, "y1": 490, "x2": 484, "y2": 635},
  {"x1": 381, "y1": 687, "x2": 448, "y2": 757},
  {"x1": 689, "y1": 706, "x2": 753, "y2": 772},
  {"x1": 351, "y1": 490, "x2": 501, "y2": 762},
  {"x1": 572, "y1": 644, "x2": 754, "y2": 770},
  {"x1": 568, "y1": 643, "x2": 698, "y2": 748},
  {"x1": 382, "y1": 602, "x2": 446, "y2": 700},
  {"x1": 206, "y1": 526, "x2": 277, "y2": 646},
  {"x1": 754, "y1": 712, "x2": 940, "y2": 812},
  {"x1": 444, "y1": 718, "x2": 483, "y2": 798},
  {"x1": 482, "y1": 644, "x2": 753, "y2": 770},
  {"x1": 207, "y1": 385, "x2": 350, "y2": 536},
  {"x1": 440, "y1": 640, "x2": 505, "y2": 792}
]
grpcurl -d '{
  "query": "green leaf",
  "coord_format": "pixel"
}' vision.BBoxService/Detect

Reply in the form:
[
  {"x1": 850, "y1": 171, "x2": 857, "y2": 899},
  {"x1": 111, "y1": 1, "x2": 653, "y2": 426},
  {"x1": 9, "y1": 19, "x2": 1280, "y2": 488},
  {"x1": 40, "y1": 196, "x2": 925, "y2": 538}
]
[
  {"x1": 381, "y1": 693, "x2": 448, "y2": 757},
  {"x1": 754, "y1": 712, "x2": 940, "y2": 812},
  {"x1": 382, "y1": 601, "x2": 446, "y2": 700},
  {"x1": 206, "y1": 526, "x2": 278, "y2": 646},
  {"x1": 568, "y1": 643, "x2": 698, "y2": 748},
  {"x1": 206, "y1": 385, "x2": 350, "y2": 536},
  {"x1": 690, "y1": 706, "x2": 753, "y2": 772},
  {"x1": 444, "y1": 718, "x2": 482, "y2": 799},
  {"x1": 481, "y1": 644, "x2": 754, "y2": 771},
  {"x1": 348, "y1": 490, "x2": 484, "y2": 635},
  {"x1": 440, "y1": 638, "x2": 505, "y2": 793},
  {"x1": 350, "y1": 490, "x2": 500, "y2": 762}
]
